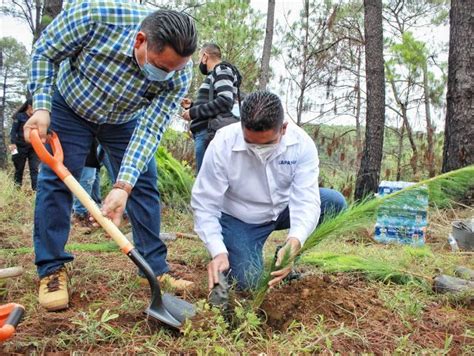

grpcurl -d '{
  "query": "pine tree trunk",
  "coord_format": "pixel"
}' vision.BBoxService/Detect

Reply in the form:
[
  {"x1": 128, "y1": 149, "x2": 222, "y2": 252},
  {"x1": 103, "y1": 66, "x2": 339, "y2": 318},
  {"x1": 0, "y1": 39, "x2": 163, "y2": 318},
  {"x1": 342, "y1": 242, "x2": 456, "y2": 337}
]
[
  {"x1": 354, "y1": 0, "x2": 385, "y2": 200},
  {"x1": 442, "y1": 0, "x2": 473, "y2": 172},
  {"x1": 296, "y1": 0, "x2": 310, "y2": 126},
  {"x1": 258, "y1": 0, "x2": 275, "y2": 90},
  {"x1": 388, "y1": 75, "x2": 418, "y2": 176},
  {"x1": 422, "y1": 64, "x2": 435, "y2": 177},
  {"x1": 33, "y1": 0, "x2": 63, "y2": 44},
  {"x1": 355, "y1": 47, "x2": 362, "y2": 157},
  {"x1": 396, "y1": 122, "x2": 405, "y2": 180},
  {"x1": 0, "y1": 50, "x2": 8, "y2": 169}
]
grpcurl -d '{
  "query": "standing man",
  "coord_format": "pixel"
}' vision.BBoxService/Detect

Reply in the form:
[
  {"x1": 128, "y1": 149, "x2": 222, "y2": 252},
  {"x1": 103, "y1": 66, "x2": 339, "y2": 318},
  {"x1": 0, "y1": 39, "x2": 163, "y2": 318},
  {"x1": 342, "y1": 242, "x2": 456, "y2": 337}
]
[
  {"x1": 25, "y1": 0, "x2": 197, "y2": 311},
  {"x1": 191, "y1": 91, "x2": 347, "y2": 291},
  {"x1": 181, "y1": 43, "x2": 240, "y2": 172}
]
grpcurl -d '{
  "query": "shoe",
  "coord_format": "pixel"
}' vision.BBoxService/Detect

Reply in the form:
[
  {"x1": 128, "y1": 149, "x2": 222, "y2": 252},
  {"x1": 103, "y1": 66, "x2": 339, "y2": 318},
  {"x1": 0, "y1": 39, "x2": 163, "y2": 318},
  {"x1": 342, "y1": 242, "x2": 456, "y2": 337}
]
[
  {"x1": 139, "y1": 274, "x2": 194, "y2": 291},
  {"x1": 71, "y1": 213, "x2": 97, "y2": 233},
  {"x1": 38, "y1": 267, "x2": 69, "y2": 311},
  {"x1": 71, "y1": 213, "x2": 87, "y2": 226},
  {"x1": 159, "y1": 274, "x2": 194, "y2": 290}
]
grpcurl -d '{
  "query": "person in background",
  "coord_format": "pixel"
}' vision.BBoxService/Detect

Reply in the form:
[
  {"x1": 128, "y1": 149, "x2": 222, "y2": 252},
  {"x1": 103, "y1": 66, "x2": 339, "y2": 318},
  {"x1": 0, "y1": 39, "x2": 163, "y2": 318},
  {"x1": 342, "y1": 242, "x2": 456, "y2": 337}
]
[
  {"x1": 71, "y1": 141, "x2": 102, "y2": 229},
  {"x1": 9, "y1": 98, "x2": 40, "y2": 191},
  {"x1": 181, "y1": 43, "x2": 240, "y2": 172},
  {"x1": 191, "y1": 91, "x2": 347, "y2": 291}
]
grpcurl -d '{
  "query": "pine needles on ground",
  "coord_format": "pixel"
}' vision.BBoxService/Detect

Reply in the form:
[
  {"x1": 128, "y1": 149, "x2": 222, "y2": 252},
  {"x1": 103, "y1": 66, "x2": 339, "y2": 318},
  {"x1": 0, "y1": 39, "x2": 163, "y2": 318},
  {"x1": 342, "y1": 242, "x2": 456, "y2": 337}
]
[
  {"x1": 299, "y1": 252, "x2": 429, "y2": 286},
  {"x1": 252, "y1": 165, "x2": 474, "y2": 308}
]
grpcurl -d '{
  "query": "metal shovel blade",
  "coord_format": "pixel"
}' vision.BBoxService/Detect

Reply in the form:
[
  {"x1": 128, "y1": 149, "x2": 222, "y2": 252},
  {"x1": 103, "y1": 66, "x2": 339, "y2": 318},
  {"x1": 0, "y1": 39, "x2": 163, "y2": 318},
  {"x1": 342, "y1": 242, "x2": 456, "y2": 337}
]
[
  {"x1": 146, "y1": 293, "x2": 196, "y2": 328},
  {"x1": 127, "y1": 249, "x2": 195, "y2": 328}
]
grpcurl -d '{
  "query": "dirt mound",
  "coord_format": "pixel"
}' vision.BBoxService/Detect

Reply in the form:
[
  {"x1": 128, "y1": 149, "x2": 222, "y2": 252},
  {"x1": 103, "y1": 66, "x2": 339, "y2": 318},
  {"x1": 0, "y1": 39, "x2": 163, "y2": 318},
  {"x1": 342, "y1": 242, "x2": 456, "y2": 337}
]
[{"x1": 260, "y1": 274, "x2": 473, "y2": 354}]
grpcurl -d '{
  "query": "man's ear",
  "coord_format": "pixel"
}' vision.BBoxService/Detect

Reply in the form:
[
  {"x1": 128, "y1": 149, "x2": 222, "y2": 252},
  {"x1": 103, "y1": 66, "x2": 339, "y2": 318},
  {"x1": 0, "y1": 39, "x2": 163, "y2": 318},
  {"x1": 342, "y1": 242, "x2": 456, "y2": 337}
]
[
  {"x1": 133, "y1": 31, "x2": 146, "y2": 49},
  {"x1": 281, "y1": 122, "x2": 289, "y2": 135}
]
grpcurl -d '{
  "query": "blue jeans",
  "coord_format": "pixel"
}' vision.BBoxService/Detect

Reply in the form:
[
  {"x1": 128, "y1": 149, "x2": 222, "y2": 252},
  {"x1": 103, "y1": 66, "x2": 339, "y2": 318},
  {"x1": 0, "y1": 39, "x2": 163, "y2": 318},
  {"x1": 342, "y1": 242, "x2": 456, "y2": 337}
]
[
  {"x1": 91, "y1": 168, "x2": 101, "y2": 205},
  {"x1": 34, "y1": 90, "x2": 168, "y2": 278},
  {"x1": 220, "y1": 188, "x2": 347, "y2": 289},
  {"x1": 72, "y1": 167, "x2": 98, "y2": 216},
  {"x1": 101, "y1": 146, "x2": 116, "y2": 183},
  {"x1": 193, "y1": 129, "x2": 208, "y2": 173}
]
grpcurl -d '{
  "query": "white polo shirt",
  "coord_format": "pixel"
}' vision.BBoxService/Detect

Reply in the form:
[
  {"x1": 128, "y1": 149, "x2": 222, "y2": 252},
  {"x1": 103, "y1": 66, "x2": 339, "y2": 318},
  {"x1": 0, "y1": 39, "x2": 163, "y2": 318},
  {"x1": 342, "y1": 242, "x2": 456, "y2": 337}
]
[{"x1": 191, "y1": 122, "x2": 321, "y2": 258}]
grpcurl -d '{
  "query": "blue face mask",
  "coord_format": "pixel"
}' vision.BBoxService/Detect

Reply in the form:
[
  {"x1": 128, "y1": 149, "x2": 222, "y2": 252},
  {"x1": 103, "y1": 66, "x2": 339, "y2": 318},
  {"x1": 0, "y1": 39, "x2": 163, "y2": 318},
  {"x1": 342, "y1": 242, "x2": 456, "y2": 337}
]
[{"x1": 141, "y1": 45, "x2": 175, "y2": 81}]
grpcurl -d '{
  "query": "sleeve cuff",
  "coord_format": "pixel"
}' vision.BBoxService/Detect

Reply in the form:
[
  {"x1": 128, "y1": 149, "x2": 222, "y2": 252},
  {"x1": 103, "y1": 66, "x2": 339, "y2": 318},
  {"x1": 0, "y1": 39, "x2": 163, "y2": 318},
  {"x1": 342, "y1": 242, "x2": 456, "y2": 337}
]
[
  {"x1": 206, "y1": 239, "x2": 228, "y2": 258},
  {"x1": 117, "y1": 169, "x2": 139, "y2": 188},
  {"x1": 32, "y1": 92, "x2": 52, "y2": 112},
  {"x1": 288, "y1": 228, "x2": 308, "y2": 246}
]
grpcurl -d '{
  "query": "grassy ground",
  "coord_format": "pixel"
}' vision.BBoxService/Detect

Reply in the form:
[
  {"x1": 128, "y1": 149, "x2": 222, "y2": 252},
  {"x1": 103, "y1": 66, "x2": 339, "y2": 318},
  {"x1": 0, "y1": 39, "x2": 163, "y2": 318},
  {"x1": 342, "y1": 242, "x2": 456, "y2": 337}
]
[{"x1": 0, "y1": 170, "x2": 473, "y2": 354}]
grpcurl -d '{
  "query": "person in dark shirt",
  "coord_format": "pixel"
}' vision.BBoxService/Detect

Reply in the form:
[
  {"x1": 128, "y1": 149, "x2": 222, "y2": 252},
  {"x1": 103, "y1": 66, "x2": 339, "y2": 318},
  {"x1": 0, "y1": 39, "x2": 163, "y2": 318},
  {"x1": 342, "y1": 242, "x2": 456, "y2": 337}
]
[
  {"x1": 9, "y1": 98, "x2": 40, "y2": 190},
  {"x1": 181, "y1": 43, "x2": 240, "y2": 172}
]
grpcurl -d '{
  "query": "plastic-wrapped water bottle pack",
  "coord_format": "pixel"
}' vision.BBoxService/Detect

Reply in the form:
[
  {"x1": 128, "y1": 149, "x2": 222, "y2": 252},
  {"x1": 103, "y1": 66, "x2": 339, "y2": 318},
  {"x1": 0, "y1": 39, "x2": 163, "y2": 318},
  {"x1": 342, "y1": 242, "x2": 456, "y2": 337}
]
[{"x1": 374, "y1": 181, "x2": 429, "y2": 246}]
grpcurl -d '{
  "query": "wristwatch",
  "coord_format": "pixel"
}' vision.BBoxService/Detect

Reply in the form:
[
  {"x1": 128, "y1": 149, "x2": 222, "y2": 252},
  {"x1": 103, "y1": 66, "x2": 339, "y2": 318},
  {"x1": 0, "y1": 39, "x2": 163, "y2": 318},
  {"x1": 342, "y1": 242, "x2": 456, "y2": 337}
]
[{"x1": 112, "y1": 181, "x2": 133, "y2": 195}]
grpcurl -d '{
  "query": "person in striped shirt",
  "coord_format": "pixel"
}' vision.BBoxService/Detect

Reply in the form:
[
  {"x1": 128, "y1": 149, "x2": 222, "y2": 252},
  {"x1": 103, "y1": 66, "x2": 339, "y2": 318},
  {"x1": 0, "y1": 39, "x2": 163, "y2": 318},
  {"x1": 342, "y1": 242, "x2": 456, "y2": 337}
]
[
  {"x1": 181, "y1": 43, "x2": 240, "y2": 172},
  {"x1": 23, "y1": 0, "x2": 197, "y2": 311}
]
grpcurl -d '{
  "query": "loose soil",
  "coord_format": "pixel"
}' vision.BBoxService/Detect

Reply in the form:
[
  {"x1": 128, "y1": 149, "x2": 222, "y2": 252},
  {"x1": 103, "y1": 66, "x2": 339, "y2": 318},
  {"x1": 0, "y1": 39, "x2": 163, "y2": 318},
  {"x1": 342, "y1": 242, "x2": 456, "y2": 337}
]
[{"x1": 261, "y1": 274, "x2": 473, "y2": 354}]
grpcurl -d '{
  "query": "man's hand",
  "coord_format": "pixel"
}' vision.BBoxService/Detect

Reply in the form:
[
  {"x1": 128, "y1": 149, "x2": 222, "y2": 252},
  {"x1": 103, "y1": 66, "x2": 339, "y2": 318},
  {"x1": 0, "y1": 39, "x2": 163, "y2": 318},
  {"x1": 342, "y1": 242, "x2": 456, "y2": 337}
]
[
  {"x1": 101, "y1": 188, "x2": 129, "y2": 226},
  {"x1": 24, "y1": 110, "x2": 51, "y2": 144},
  {"x1": 181, "y1": 109, "x2": 191, "y2": 121},
  {"x1": 268, "y1": 237, "x2": 301, "y2": 288},
  {"x1": 181, "y1": 98, "x2": 192, "y2": 109},
  {"x1": 8, "y1": 144, "x2": 17, "y2": 153},
  {"x1": 207, "y1": 253, "x2": 230, "y2": 290}
]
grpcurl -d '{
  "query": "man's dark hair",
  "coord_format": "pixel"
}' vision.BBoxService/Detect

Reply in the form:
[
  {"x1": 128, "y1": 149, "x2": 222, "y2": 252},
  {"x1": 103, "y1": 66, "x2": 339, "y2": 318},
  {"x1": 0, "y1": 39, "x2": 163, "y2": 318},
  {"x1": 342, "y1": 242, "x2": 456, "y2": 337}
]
[
  {"x1": 201, "y1": 43, "x2": 221, "y2": 59},
  {"x1": 141, "y1": 10, "x2": 197, "y2": 56},
  {"x1": 240, "y1": 91, "x2": 284, "y2": 131}
]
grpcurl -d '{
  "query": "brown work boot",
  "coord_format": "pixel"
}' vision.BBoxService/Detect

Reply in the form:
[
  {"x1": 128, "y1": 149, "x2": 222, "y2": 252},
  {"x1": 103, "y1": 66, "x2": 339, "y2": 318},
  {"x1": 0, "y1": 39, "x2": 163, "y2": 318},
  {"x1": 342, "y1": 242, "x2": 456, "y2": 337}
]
[
  {"x1": 38, "y1": 267, "x2": 69, "y2": 311},
  {"x1": 159, "y1": 274, "x2": 194, "y2": 290},
  {"x1": 71, "y1": 213, "x2": 97, "y2": 233},
  {"x1": 71, "y1": 213, "x2": 85, "y2": 226},
  {"x1": 139, "y1": 274, "x2": 194, "y2": 291}
]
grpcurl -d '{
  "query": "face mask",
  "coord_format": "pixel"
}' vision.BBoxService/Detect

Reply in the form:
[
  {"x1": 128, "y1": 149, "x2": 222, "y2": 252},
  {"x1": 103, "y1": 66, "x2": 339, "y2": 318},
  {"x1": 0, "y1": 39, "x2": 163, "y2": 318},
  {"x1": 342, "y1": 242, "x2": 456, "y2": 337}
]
[
  {"x1": 247, "y1": 143, "x2": 280, "y2": 163},
  {"x1": 199, "y1": 61, "x2": 208, "y2": 75},
  {"x1": 140, "y1": 45, "x2": 175, "y2": 81}
]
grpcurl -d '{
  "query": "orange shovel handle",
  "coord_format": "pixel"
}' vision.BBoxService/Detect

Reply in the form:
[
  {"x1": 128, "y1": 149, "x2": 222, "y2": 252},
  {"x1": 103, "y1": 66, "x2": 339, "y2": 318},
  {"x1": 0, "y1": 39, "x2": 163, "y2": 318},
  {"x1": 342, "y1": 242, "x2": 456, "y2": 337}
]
[
  {"x1": 0, "y1": 303, "x2": 25, "y2": 342},
  {"x1": 29, "y1": 129, "x2": 70, "y2": 180}
]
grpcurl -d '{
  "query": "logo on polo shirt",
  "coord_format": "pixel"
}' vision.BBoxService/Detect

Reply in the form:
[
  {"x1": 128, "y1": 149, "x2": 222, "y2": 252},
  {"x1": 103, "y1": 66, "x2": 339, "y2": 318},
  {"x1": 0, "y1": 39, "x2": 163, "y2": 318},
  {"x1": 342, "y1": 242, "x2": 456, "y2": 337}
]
[{"x1": 278, "y1": 160, "x2": 297, "y2": 165}]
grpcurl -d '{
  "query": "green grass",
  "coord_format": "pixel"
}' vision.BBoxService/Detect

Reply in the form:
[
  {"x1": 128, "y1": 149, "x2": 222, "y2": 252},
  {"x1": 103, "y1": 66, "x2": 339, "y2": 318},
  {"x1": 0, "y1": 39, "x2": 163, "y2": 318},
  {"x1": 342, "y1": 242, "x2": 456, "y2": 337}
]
[
  {"x1": 1, "y1": 161, "x2": 473, "y2": 354},
  {"x1": 0, "y1": 242, "x2": 120, "y2": 255}
]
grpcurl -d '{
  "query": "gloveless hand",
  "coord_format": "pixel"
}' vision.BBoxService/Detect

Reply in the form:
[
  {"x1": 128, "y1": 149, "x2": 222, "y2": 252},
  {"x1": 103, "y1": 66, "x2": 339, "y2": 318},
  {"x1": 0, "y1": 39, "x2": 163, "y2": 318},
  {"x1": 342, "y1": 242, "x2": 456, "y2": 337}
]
[
  {"x1": 23, "y1": 109, "x2": 51, "y2": 144},
  {"x1": 181, "y1": 109, "x2": 191, "y2": 121},
  {"x1": 207, "y1": 253, "x2": 230, "y2": 290},
  {"x1": 181, "y1": 98, "x2": 192, "y2": 109},
  {"x1": 268, "y1": 237, "x2": 301, "y2": 288},
  {"x1": 101, "y1": 188, "x2": 129, "y2": 226}
]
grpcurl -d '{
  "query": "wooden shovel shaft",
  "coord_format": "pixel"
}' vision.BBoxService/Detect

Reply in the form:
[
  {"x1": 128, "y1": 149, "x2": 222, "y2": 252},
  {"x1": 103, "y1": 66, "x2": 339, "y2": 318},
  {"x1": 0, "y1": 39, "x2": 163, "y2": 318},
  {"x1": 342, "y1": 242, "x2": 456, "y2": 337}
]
[
  {"x1": 63, "y1": 175, "x2": 134, "y2": 254},
  {"x1": 29, "y1": 130, "x2": 134, "y2": 255}
]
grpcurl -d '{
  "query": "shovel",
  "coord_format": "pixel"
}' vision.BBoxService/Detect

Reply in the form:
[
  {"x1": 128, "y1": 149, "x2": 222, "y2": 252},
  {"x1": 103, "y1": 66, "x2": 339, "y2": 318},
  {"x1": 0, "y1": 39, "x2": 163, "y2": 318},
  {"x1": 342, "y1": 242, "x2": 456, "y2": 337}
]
[
  {"x1": 30, "y1": 129, "x2": 195, "y2": 329},
  {"x1": 0, "y1": 303, "x2": 24, "y2": 342}
]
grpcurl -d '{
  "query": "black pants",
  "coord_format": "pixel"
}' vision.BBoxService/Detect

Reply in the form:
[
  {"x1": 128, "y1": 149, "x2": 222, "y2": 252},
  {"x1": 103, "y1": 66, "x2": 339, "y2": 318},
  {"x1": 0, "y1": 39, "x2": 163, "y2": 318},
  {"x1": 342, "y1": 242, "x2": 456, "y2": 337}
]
[{"x1": 12, "y1": 144, "x2": 40, "y2": 190}]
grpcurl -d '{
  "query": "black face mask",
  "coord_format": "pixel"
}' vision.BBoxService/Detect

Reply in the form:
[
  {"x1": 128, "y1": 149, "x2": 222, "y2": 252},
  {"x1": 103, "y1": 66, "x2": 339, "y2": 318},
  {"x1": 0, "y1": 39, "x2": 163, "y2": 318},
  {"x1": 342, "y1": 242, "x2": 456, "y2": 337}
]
[{"x1": 199, "y1": 61, "x2": 208, "y2": 75}]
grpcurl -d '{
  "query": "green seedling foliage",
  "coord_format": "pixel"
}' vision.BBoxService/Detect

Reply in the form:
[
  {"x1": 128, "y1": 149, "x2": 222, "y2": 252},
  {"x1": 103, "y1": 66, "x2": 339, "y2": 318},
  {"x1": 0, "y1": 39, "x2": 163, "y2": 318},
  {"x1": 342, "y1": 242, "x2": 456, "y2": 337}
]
[
  {"x1": 155, "y1": 146, "x2": 194, "y2": 211},
  {"x1": 300, "y1": 252, "x2": 429, "y2": 286},
  {"x1": 253, "y1": 165, "x2": 474, "y2": 307}
]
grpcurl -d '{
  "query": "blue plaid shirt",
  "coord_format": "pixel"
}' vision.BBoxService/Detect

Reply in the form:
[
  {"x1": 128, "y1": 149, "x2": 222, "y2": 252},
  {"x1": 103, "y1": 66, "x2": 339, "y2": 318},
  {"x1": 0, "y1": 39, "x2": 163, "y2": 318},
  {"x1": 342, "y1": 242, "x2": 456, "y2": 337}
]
[{"x1": 28, "y1": 0, "x2": 193, "y2": 186}]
